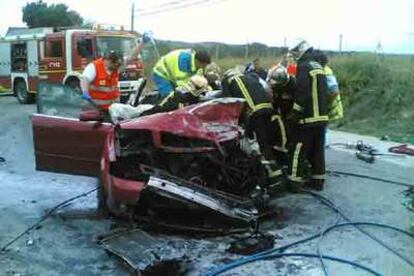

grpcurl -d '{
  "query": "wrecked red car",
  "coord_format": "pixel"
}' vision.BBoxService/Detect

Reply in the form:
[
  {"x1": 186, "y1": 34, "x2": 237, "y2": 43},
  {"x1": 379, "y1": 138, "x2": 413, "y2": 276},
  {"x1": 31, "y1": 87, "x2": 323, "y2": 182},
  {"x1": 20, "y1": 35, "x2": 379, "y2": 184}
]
[{"x1": 32, "y1": 83, "x2": 269, "y2": 224}]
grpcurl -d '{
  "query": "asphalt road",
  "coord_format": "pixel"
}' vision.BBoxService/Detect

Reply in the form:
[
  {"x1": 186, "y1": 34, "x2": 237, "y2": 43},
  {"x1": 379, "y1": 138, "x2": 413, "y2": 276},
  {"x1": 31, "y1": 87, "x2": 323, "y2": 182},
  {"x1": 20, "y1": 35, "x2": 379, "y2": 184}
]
[{"x1": 0, "y1": 95, "x2": 413, "y2": 276}]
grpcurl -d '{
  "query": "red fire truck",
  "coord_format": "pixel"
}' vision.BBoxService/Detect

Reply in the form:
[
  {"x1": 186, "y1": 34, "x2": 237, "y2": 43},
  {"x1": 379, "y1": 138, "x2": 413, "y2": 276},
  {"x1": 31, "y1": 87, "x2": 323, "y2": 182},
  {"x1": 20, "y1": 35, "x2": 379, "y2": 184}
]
[{"x1": 0, "y1": 26, "x2": 144, "y2": 104}]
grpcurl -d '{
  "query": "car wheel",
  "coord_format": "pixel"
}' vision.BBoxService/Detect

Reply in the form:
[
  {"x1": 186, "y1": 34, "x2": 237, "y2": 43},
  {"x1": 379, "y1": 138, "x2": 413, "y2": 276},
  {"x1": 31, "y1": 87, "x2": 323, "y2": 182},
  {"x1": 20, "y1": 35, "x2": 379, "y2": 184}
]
[{"x1": 15, "y1": 80, "x2": 35, "y2": 104}]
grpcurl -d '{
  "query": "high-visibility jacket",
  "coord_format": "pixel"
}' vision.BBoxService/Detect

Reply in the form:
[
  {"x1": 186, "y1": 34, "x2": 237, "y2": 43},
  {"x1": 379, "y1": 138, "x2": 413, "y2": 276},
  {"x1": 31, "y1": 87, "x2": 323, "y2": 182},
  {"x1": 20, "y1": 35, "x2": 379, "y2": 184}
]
[
  {"x1": 324, "y1": 66, "x2": 344, "y2": 121},
  {"x1": 152, "y1": 49, "x2": 197, "y2": 92},
  {"x1": 89, "y1": 58, "x2": 120, "y2": 110}
]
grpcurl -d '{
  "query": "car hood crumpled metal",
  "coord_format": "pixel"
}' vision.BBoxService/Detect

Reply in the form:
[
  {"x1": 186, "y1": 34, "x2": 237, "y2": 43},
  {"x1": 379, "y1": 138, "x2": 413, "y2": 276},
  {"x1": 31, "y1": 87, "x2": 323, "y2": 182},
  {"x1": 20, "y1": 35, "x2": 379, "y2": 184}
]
[{"x1": 118, "y1": 98, "x2": 245, "y2": 143}]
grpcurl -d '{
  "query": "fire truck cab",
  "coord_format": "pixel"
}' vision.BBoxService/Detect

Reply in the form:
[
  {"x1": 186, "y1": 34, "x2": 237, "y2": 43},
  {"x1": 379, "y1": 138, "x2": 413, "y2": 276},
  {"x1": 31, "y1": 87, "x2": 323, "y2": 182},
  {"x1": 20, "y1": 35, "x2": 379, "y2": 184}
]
[{"x1": 0, "y1": 26, "x2": 144, "y2": 104}]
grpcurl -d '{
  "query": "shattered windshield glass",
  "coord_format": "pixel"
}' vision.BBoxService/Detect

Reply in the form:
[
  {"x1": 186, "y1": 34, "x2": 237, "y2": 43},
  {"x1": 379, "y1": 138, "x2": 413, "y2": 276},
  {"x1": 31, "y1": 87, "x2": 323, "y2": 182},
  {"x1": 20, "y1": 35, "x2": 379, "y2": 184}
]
[{"x1": 96, "y1": 36, "x2": 136, "y2": 58}]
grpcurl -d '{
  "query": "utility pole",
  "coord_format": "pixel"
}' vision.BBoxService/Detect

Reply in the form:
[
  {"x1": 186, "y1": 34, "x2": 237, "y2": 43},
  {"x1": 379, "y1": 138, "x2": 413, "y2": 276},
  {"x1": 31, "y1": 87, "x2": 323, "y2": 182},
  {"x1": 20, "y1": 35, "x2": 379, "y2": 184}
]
[
  {"x1": 283, "y1": 36, "x2": 287, "y2": 47},
  {"x1": 131, "y1": 2, "x2": 135, "y2": 31},
  {"x1": 215, "y1": 44, "x2": 219, "y2": 60},
  {"x1": 339, "y1": 33, "x2": 343, "y2": 53}
]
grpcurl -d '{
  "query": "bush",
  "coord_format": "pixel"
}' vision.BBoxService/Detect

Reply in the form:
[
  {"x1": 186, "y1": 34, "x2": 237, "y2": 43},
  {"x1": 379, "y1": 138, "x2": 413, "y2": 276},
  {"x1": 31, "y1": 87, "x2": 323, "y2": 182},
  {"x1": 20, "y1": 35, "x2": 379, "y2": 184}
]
[{"x1": 330, "y1": 54, "x2": 414, "y2": 143}]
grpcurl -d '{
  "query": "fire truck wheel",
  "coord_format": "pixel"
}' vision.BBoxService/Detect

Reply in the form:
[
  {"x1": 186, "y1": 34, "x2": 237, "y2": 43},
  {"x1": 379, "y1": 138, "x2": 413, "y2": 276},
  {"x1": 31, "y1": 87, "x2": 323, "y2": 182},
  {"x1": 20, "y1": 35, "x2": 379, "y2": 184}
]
[{"x1": 15, "y1": 80, "x2": 35, "y2": 104}]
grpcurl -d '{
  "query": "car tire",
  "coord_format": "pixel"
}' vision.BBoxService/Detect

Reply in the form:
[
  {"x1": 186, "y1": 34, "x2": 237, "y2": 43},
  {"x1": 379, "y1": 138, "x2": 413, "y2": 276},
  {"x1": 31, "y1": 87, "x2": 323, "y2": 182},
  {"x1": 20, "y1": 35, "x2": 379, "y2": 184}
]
[{"x1": 15, "y1": 80, "x2": 35, "y2": 104}]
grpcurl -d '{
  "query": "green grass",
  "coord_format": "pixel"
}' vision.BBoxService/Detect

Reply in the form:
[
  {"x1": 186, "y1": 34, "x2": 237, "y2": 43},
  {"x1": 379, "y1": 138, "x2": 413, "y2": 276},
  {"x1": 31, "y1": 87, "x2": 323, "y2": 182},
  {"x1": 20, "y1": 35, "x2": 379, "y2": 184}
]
[{"x1": 329, "y1": 54, "x2": 414, "y2": 144}]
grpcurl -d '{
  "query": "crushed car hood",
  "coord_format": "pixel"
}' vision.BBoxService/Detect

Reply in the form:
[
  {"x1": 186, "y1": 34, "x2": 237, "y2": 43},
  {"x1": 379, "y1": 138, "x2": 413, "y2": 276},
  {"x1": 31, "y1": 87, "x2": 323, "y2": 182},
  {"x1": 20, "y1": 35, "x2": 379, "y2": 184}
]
[{"x1": 119, "y1": 98, "x2": 245, "y2": 143}]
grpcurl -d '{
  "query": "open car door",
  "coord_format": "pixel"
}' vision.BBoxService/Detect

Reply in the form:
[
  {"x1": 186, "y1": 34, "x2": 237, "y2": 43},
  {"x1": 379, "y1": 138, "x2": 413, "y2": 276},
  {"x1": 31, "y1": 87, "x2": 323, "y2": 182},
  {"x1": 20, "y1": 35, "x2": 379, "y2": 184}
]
[{"x1": 32, "y1": 82, "x2": 113, "y2": 176}]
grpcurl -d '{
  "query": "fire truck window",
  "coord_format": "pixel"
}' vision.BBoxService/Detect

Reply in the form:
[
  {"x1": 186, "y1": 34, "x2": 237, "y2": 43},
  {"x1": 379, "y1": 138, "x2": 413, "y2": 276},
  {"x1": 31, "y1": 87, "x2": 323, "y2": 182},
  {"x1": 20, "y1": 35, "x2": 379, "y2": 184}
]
[
  {"x1": 46, "y1": 41, "x2": 63, "y2": 58},
  {"x1": 11, "y1": 43, "x2": 27, "y2": 72},
  {"x1": 77, "y1": 39, "x2": 93, "y2": 58}
]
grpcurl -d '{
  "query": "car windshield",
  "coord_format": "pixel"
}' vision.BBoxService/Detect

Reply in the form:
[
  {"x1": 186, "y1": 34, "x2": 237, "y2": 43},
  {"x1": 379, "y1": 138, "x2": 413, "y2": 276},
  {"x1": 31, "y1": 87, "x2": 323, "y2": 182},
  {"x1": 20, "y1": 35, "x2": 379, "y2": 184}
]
[{"x1": 96, "y1": 36, "x2": 136, "y2": 58}]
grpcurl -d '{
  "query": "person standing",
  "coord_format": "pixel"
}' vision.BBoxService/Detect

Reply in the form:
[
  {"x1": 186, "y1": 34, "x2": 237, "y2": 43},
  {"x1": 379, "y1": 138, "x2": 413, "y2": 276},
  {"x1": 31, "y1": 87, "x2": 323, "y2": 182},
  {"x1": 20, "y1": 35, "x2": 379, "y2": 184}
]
[
  {"x1": 81, "y1": 37, "x2": 147, "y2": 111},
  {"x1": 286, "y1": 40, "x2": 329, "y2": 192}
]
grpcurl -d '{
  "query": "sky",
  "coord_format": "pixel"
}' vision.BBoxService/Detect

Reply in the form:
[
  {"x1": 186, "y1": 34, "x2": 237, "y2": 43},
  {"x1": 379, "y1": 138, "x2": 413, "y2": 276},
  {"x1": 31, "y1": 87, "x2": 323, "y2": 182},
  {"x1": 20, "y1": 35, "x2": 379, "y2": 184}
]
[{"x1": 1, "y1": 0, "x2": 413, "y2": 54}]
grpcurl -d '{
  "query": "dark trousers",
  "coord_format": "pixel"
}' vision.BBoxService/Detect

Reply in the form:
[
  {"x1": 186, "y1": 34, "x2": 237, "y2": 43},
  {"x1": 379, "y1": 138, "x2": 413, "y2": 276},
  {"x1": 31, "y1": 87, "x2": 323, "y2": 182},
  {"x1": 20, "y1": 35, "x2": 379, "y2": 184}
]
[
  {"x1": 246, "y1": 111, "x2": 274, "y2": 161},
  {"x1": 246, "y1": 110, "x2": 283, "y2": 184},
  {"x1": 287, "y1": 124, "x2": 326, "y2": 184}
]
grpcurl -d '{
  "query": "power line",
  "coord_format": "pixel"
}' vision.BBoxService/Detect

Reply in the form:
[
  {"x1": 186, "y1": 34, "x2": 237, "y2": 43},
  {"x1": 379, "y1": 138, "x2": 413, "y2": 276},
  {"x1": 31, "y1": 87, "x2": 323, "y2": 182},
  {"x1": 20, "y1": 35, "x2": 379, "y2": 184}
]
[
  {"x1": 135, "y1": 0, "x2": 222, "y2": 16},
  {"x1": 135, "y1": 0, "x2": 229, "y2": 17},
  {"x1": 135, "y1": 0, "x2": 196, "y2": 12}
]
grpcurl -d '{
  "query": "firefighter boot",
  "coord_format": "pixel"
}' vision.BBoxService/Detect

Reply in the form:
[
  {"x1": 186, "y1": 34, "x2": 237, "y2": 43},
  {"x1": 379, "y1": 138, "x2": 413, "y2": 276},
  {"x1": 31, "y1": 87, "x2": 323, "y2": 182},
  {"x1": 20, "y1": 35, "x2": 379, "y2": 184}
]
[{"x1": 263, "y1": 160, "x2": 285, "y2": 196}]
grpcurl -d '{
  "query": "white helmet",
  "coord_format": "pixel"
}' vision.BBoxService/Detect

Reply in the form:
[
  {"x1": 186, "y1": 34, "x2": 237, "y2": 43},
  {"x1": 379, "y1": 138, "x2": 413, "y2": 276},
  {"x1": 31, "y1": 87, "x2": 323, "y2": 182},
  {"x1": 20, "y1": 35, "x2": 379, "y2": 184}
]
[
  {"x1": 289, "y1": 39, "x2": 311, "y2": 61},
  {"x1": 267, "y1": 65, "x2": 289, "y2": 86}
]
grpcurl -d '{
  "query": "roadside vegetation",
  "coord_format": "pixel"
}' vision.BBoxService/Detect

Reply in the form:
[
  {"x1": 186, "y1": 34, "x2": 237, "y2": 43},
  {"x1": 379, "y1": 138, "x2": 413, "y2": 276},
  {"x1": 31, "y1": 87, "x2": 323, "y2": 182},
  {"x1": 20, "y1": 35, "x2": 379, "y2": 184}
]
[{"x1": 330, "y1": 54, "x2": 414, "y2": 144}]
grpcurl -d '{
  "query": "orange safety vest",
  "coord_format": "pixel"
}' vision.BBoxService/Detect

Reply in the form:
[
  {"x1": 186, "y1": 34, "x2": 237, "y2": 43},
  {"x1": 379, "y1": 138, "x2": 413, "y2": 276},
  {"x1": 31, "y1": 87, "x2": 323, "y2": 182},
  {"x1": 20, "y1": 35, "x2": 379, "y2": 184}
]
[{"x1": 89, "y1": 58, "x2": 120, "y2": 110}]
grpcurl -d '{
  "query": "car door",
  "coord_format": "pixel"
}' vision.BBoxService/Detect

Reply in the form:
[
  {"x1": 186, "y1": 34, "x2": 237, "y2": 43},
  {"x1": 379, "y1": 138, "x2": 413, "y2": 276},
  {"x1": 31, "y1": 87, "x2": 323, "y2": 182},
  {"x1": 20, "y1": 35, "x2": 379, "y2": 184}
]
[{"x1": 32, "y1": 82, "x2": 113, "y2": 176}]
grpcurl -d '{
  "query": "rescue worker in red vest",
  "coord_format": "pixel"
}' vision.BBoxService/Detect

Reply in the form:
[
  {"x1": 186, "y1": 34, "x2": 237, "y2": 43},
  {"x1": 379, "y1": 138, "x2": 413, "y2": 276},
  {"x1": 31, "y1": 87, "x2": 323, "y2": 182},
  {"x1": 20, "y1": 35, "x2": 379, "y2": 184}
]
[
  {"x1": 286, "y1": 40, "x2": 329, "y2": 192},
  {"x1": 222, "y1": 67, "x2": 283, "y2": 192},
  {"x1": 152, "y1": 49, "x2": 211, "y2": 99},
  {"x1": 81, "y1": 36, "x2": 147, "y2": 111},
  {"x1": 81, "y1": 51, "x2": 122, "y2": 111}
]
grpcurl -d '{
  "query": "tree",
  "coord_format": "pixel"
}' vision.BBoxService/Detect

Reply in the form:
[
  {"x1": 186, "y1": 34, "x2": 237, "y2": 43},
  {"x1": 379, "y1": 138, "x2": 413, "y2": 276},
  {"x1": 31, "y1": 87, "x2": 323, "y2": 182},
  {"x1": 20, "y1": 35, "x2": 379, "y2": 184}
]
[{"x1": 22, "y1": 1, "x2": 84, "y2": 28}]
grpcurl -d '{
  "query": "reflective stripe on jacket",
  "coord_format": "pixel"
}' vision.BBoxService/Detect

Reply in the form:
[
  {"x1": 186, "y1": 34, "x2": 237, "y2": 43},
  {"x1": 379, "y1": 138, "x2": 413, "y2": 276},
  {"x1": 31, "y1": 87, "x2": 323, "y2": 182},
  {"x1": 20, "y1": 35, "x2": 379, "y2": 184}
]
[
  {"x1": 89, "y1": 58, "x2": 120, "y2": 110},
  {"x1": 222, "y1": 73, "x2": 273, "y2": 115}
]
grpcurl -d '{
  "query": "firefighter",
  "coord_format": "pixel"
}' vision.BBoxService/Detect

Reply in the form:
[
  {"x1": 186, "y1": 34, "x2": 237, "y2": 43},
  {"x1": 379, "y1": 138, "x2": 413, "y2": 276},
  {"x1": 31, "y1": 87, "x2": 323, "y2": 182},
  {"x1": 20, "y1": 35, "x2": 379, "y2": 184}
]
[
  {"x1": 152, "y1": 49, "x2": 211, "y2": 98},
  {"x1": 286, "y1": 40, "x2": 329, "y2": 192},
  {"x1": 266, "y1": 65, "x2": 296, "y2": 167},
  {"x1": 141, "y1": 75, "x2": 209, "y2": 116},
  {"x1": 245, "y1": 58, "x2": 268, "y2": 80},
  {"x1": 222, "y1": 67, "x2": 283, "y2": 190}
]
